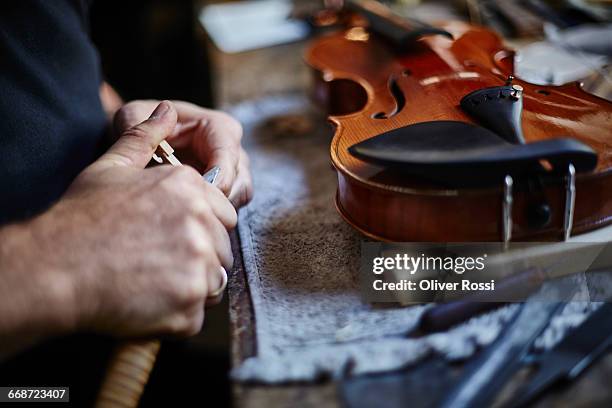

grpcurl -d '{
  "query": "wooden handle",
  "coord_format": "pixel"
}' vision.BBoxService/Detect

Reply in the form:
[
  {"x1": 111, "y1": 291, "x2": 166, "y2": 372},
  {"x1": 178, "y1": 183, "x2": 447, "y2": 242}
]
[{"x1": 94, "y1": 340, "x2": 160, "y2": 408}]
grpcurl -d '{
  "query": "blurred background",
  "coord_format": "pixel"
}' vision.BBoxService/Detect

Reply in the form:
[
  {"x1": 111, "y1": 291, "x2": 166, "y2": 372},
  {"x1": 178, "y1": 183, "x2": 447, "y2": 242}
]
[{"x1": 91, "y1": 0, "x2": 611, "y2": 110}]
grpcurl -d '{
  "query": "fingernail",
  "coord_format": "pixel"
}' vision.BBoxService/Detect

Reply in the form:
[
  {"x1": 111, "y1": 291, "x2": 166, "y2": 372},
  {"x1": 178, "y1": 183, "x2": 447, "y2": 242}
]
[
  {"x1": 149, "y1": 101, "x2": 171, "y2": 120},
  {"x1": 203, "y1": 166, "x2": 221, "y2": 185}
]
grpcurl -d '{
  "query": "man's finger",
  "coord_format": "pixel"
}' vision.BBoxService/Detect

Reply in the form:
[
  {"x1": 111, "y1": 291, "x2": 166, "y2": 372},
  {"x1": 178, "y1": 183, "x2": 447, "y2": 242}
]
[
  {"x1": 199, "y1": 182, "x2": 238, "y2": 230},
  {"x1": 228, "y1": 148, "x2": 253, "y2": 208},
  {"x1": 98, "y1": 101, "x2": 177, "y2": 169},
  {"x1": 206, "y1": 152, "x2": 237, "y2": 195},
  {"x1": 190, "y1": 116, "x2": 241, "y2": 195}
]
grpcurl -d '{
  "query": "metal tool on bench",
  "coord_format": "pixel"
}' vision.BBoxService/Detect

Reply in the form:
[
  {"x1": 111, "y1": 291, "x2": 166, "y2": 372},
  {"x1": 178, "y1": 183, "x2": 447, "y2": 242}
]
[
  {"x1": 410, "y1": 239, "x2": 611, "y2": 334},
  {"x1": 413, "y1": 265, "x2": 545, "y2": 334},
  {"x1": 440, "y1": 276, "x2": 579, "y2": 408},
  {"x1": 505, "y1": 301, "x2": 612, "y2": 408}
]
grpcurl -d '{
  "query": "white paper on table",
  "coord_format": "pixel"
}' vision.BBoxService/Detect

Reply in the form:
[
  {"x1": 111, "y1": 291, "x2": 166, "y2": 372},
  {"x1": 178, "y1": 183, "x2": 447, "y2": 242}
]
[
  {"x1": 199, "y1": 0, "x2": 310, "y2": 54},
  {"x1": 514, "y1": 41, "x2": 607, "y2": 86}
]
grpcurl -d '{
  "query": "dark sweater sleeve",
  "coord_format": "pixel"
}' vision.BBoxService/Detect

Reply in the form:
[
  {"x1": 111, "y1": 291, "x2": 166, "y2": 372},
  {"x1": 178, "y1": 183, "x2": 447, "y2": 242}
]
[{"x1": 0, "y1": 0, "x2": 107, "y2": 224}]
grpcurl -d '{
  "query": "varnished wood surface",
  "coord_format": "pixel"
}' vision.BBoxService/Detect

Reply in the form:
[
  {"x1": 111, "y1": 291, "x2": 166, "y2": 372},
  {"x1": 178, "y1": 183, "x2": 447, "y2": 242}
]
[
  {"x1": 309, "y1": 23, "x2": 612, "y2": 173},
  {"x1": 305, "y1": 21, "x2": 612, "y2": 241}
]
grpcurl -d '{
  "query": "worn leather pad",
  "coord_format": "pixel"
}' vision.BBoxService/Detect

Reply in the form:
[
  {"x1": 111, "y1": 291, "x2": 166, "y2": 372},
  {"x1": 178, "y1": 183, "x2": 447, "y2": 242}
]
[{"x1": 348, "y1": 121, "x2": 597, "y2": 186}]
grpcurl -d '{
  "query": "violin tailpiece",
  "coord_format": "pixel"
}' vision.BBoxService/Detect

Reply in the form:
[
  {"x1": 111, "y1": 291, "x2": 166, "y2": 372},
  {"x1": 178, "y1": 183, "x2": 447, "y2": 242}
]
[{"x1": 460, "y1": 85, "x2": 525, "y2": 145}]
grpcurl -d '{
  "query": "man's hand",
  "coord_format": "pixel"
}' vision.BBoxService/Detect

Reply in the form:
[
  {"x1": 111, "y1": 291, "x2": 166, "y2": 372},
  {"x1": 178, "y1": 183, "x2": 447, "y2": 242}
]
[
  {"x1": 114, "y1": 100, "x2": 253, "y2": 208},
  {"x1": 0, "y1": 101, "x2": 236, "y2": 357}
]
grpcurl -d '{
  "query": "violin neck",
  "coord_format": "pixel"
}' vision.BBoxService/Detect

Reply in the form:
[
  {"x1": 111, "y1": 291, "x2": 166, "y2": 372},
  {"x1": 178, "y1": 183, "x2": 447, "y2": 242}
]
[
  {"x1": 348, "y1": 0, "x2": 407, "y2": 29},
  {"x1": 346, "y1": 0, "x2": 452, "y2": 51}
]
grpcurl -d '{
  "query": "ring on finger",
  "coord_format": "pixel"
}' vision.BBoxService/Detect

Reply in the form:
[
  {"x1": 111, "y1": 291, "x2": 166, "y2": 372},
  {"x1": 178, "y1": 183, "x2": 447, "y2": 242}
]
[{"x1": 208, "y1": 266, "x2": 228, "y2": 298}]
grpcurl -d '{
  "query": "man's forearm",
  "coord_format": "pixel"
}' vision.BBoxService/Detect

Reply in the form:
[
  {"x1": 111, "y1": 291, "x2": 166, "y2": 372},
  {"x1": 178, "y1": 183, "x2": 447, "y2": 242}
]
[{"x1": 0, "y1": 217, "x2": 76, "y2": 359}]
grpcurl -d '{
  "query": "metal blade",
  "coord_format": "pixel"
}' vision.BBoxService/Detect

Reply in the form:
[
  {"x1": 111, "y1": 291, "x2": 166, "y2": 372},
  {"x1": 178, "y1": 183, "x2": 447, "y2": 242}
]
[
  {"x1": 203, "y1": 166, "x2": 220, "y2": 185},
  {"x1": 440, "y1": 276, "x2": 579, "y2": 408},
  {"x1": 507, "y1": 301, "x2": 612, "y2": 408}
]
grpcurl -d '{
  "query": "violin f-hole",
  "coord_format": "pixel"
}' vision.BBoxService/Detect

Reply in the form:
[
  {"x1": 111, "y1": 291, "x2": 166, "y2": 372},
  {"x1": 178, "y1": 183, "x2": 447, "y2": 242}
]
[{"x1": 372, "y1": 76, "x2": 405, "y2": 119}]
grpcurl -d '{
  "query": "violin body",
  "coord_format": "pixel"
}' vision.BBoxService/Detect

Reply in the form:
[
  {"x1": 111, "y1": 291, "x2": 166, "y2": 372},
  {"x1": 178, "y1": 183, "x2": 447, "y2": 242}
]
[{"x1": 306, "y1": 21, "x2": 612, "y2": 241}]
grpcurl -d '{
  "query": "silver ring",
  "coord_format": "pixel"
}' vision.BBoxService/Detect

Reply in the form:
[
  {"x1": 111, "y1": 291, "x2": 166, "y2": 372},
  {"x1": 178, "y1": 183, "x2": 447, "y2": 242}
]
[{"x1": 208, "y1": 267, "x2": 228, "y2": 298}]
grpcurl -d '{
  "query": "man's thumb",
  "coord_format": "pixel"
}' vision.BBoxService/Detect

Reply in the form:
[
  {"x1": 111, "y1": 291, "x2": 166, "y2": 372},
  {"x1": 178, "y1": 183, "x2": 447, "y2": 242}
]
[{"x1": 98, "y1": 101, "x2": 177, "y2": 169}]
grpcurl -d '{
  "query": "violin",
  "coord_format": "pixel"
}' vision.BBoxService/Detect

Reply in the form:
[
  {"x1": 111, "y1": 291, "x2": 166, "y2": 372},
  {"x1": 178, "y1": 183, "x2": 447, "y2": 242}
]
[{"x1": 305, "y1": 0, "x2": 612, "y2": 242}]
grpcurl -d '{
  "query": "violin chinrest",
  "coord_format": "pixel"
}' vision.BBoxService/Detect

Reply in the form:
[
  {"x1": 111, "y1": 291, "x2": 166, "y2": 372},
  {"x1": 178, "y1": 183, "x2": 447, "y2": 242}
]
[{"x1": 348, "y1": 121, "x2": 597, "y2": 186}]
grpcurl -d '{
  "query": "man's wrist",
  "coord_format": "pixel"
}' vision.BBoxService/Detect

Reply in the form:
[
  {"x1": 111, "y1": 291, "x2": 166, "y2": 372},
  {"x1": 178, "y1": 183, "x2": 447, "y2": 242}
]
[
  {"x1": 27, "y1": 211, "x2": 81, "y2": 334},
  {"x1": 0, "y1": 214, "x2": 79, "y2": 353}
]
